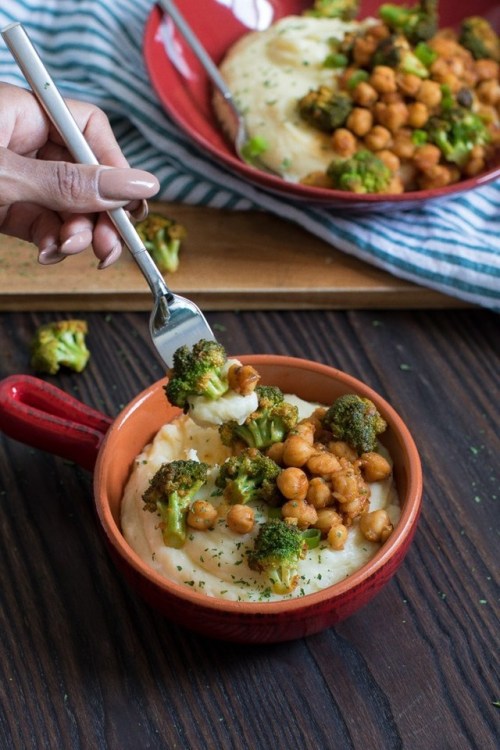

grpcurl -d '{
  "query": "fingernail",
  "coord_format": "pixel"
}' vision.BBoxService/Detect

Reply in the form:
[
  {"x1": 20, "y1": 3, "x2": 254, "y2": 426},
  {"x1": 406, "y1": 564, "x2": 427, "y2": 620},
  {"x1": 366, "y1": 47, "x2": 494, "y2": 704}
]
[
  {"x1": 38, "y1": 245, "x2": 65, "y2": 265},
  {"x1": 98, "y1": 168, "x2": 159, "y2": 200},
  {"x1": 97, "y1": 242, "x2": 122, "y2": 270},
  {"x1": 130, "y1": 199, "x2": 149, "y2": 222},
  {"x1": 60, "y1": 232, "x2": 92, "y2": 255}
]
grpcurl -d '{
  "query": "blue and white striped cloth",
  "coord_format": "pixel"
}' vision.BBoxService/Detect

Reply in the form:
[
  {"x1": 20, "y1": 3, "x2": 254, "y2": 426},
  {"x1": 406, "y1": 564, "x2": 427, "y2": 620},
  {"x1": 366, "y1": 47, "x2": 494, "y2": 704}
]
[{"x1": 1, "y1": 0, "x2": 499, "y2": 310}]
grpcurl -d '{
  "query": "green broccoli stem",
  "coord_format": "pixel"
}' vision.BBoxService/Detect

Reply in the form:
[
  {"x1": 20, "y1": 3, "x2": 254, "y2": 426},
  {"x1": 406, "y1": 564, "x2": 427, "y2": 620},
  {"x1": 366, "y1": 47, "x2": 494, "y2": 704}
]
[
  {"x1": 235, "y1": 419, "x2": 284, "y2": 449},
  {"x1": 228, "y1": 476, "x2": 259, "y2": 504},
  {"x1": 269, "y1": 566, "x2": 295, "y2": 595},
  {"x1": 159, "y1": 493, "x2": 188, "y2": 548},
  {"x1": 202, "y1": 373, "x2": 230, "y2": 400},
  {"x1": 56, "y1": 334, "x2": 89, "y2": 372}
]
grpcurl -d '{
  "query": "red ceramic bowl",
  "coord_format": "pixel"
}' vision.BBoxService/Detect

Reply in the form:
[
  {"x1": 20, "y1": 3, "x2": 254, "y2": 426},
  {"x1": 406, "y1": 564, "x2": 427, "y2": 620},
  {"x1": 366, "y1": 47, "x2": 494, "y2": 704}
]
[
  {"x1": 144, "y1": 0, "x2": 500, "y2": 210},
  {"x1": 0, "y1": 356, "x2": 422, "y2": 643}
]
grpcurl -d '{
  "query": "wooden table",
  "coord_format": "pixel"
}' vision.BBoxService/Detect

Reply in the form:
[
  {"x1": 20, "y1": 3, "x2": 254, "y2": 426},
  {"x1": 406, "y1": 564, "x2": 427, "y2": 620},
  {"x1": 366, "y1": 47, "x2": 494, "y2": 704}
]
[{"x1": 0, "y1": 306, "x2": 497, "y2": 750}]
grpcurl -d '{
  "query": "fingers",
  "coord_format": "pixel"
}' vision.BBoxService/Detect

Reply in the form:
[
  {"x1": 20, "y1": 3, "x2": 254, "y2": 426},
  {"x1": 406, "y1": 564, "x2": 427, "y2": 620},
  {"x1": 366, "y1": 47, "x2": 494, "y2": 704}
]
[{"x1": 0, "y1": 147, "x2": 159, "y2": 213}]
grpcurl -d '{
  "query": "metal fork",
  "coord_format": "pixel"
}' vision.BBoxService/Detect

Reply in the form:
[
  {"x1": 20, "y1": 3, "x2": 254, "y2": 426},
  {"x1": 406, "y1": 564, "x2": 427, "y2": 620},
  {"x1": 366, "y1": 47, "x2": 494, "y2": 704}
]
[
  {"x1": 158, "y1": 0, "x2": 275, "y2": 175},
  {"x1": 1, "y1": 22, "x2": 215, "y2": 368}
]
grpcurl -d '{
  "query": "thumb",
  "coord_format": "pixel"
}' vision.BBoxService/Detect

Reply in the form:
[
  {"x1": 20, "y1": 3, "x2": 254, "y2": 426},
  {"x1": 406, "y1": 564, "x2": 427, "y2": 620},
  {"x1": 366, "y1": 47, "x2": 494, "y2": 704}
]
[{"x1": 0, "y1": 147, "x2": 159, "y2": 212}]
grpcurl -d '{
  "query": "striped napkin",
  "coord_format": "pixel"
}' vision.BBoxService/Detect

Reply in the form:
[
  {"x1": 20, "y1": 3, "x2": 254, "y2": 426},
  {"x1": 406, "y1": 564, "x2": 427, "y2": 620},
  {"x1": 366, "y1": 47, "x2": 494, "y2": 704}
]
[{"x1": 1, "y1": 0, "x2": 499, "y2": 310}]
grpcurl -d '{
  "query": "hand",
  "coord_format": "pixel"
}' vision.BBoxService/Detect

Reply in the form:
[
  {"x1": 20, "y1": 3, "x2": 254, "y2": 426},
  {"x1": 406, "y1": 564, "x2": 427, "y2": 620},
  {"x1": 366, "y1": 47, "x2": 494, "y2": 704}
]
[{"x1": 0, "y1": 82, "x2": 160, "y2": 267}]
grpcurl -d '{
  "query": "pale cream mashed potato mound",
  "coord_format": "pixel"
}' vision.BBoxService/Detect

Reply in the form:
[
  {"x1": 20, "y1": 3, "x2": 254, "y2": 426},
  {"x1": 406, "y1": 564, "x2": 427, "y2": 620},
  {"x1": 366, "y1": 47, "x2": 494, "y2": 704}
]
[
  {"x1": 214, "y1": 15, "x2": 373, "y2": 181},
  {"x1": 121, "y1": 395, "x2": 400, "y2": 602}
]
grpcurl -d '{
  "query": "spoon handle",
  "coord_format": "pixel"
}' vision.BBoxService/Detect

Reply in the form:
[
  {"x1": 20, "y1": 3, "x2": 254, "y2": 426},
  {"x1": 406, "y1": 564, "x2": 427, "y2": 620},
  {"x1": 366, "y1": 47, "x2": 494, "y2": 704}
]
[{"x1": 158, "y1": 0, "x2": 240, "y2": 117}]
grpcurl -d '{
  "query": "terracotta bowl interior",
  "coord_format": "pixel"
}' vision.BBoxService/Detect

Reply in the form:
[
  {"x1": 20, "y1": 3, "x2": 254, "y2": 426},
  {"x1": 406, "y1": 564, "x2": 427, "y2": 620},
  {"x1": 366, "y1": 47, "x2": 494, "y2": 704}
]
[{"x1": 94, "y1": 355, "x2": 422, "y2": 618}]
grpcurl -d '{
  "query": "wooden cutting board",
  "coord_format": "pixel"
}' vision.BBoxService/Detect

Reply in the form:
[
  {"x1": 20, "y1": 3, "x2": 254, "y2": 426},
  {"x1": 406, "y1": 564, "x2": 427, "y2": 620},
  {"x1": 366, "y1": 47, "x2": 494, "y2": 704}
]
[{"x1": 0, "y1": 202, "x2": 466, "y2": 310}]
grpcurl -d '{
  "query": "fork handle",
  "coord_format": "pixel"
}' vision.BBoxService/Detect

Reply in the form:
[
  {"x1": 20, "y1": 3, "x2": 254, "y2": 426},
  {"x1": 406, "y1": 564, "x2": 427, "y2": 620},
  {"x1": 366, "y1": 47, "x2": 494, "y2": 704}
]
[{"x1": 1, "y1": 22, "x2": 171, "y2": 303}]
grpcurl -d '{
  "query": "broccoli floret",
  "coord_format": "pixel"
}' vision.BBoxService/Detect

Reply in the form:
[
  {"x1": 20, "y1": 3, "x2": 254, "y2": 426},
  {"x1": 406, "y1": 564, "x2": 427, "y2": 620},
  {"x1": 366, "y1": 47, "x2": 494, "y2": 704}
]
[
  {"x1": 322, "y1": 394, "x2": 387, "y2": 453},
  {"x1": 30, "y1": 319, "x2": 90, "y2": 375},
  {"x1": 247, "y1": 519, "x2": 307, "y2": 595},
  {"x1": 459, "y1": 17, "x2": 500, "y2": 62},
  {"x1": 371, "y1": 35, "x2": 429, "y2": 78},
  {"x1": 426, "y1": 107, "x2": 491, "y2": 167},
  {"x1": 304, "y1": 0, "x2": 360, "y2": 20},
  {"x1": 298, "y1": 86, "x2": 353, "y2": 132},
  {"x1": 135, "y1": 212, "x2": 187, "y2": 274},
  {"x1": 327, "y1": 150, "x2": 392, "y2": 194},
  {"x1": 215, "y1": 447, "x2": 281, "y2": 505},
  {"x1": 165, "y1": 339, "x2": 229, "y2": 410},
  {"x1": 219, "y1": 385, "x2": 299, "y2": 450},
  {"x1": 142, "y1": 459, "x2": 209, "y2": 548},
  {"x1": 379, "y1": 0, "x2": 438, "y2": 45}
]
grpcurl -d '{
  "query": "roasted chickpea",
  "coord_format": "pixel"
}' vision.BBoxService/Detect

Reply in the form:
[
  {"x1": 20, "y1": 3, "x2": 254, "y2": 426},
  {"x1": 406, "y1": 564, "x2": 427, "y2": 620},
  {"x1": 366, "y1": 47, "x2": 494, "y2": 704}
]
[
  {"x1": 331, "y1": 462, "x2": 363, "y2": 504},
  {"x1": 346, "y1": 107, "x2": 374, "y2": 137},
  {"x1": 415, "y1": 80, "x2": 442, "y2": 109},
  {"x1": 360, "y1": 451, "x2": 392, "y2": 482},
  {"x1": 331, "y1": 127, "x2": 357, "y2": 157},
  {"x1": 396, "y1": 72, "x2": 422, "y2": 98},
  {"x1": 370, "y1": 65, "x2": 397, "y2": 94},
  {"x1": 407, "y1": 101, "x2": 429, "y2": 128},
  {"x1": 301, "y1": 171, "x2": 335, "y2": 188},
  {"x1": 277, "y1": 466, "x2": 309, "y2": 501},
  {"x1": 306, "y1": 477, "x2": 333, "y2": 509},
  {"x1": 475, "y1": 59, "x2": 499, "y2": 82},
  {"x1": 352, "y1": 81, "x2": 378, "y2": 107},
  {"x1": 266, "y1": 441, "x2": 285, "y2": 465},
  {"x1": 353, "y1": 35, "x2": 379, "y2": 67},
  {"x1": 377, "y1": 149, "x2": 400, "y2": 173},
  {"x1": 476, "y1": 80, "x2": 500, "y2": 106},
  {"x1": 364, "y1": 125, "x2": 392, "y2": 151},
  {"x1": 359, "y1": 509, "x2": 393, "y2": 543},
  {"x1": 187, "y1": 500, "x2": 218, "y2": 530},
  {"x1": 293, "y1": 420, "x2": 316, "y2": 444},
  {"x1": 413, "y1": 143, "x2": 441, "y2": 172},
  {"x1": 281, "y1": 498, "x2": 318, "y2": 529},
  {"x1": 227, "y1": 363, "x2": 260, "y2": 395},
  {"x1": 384, "y1": 102, "x2": 409, "y2": 133},
  {"x1": 306, "y1": 450, "x2": 341, "y2": 476},
  {"x1": 282, "y1": 434, "x2": 314, "y2": 467},
  {"x1": 327, "y1": 523, "x2": 348, "y2": 550},
  {"x1": 418, "y1": 164, "x2": 456, "y2": 189},
  {"x1": 391, "y1": 128, "x2": 416, "y2": 160},
  {"x1": 314, "y1": 508, "x2": 342, "y2": 535},
  {"x1": 328, "y1": 441, "x2": 358, "y2": 462},
  {"x1": 226, "y1": 504, "x2": 255, "y2": 534},
  {"x1": 342, "y1": 493, "x2": 370, "y2": 522}
]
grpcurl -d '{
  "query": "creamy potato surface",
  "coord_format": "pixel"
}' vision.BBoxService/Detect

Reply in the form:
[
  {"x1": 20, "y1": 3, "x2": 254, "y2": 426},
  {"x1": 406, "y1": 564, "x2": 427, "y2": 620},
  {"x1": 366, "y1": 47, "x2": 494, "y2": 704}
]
[
  {"x1": 121, "y1": 395, "x2": 400, "y2": 602},
  {"x1": 215, "y1": 15, "x2": 372, "y2": 181}
]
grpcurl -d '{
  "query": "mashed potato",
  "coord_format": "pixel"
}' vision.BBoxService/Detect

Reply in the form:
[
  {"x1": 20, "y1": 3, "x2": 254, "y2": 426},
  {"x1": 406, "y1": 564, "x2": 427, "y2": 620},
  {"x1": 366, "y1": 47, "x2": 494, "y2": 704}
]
[
  {"x1": 214, "y1": 15, "x2": 373, "y2": 181},
  {"x1": 121, "y1": 395, "x2": 400, "y2": 602}
]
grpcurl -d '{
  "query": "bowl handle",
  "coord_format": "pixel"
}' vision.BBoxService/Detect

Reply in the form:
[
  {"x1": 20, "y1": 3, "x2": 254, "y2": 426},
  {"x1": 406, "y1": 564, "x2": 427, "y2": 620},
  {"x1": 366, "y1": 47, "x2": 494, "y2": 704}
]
[{"x1": 0, "y1": 374, "x2": 114, "y2": 471}]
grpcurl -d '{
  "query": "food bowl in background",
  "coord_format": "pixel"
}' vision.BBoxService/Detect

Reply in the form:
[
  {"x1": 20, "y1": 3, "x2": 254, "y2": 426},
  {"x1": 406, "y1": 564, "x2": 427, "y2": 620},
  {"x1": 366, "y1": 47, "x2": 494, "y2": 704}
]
[
  {"x1": 143, "y1": 0, "x2": 500, "y2": 210},
  {"x1": 0, "y1": 356, "x2": 423, "y2": 642}
]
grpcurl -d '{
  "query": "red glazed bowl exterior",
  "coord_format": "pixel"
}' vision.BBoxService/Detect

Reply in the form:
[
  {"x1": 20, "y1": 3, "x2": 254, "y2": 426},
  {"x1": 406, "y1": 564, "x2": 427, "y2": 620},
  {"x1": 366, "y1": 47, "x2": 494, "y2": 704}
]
[{"x1": 94, "y1": 355, "x2": 422, "y2": 643}]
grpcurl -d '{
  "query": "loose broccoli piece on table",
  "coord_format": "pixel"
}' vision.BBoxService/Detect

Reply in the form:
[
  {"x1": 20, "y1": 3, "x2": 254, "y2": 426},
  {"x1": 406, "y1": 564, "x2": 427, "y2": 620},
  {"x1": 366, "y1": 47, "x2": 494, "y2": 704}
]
[
  {"x1": 142, "y1": 459, "x2": 209, "y2": 548},
  {"x1": 327, "y1": 150, "x2": 392, "y2": 194},
  {"x1": 135, "y1": 212, "x2": 187, "y2": 274},
  {"x1": 425, "y1": 107, "x2": 491, "y2": 167},
  {"x1": 30, "y1": 319, "x2": 90, "y2": 375},
  {"x1": 459, "y1": 17, "x2": 500, "y2": 62},
  {"x1": 298, "y1": 86, "x2": 353, "y2": 132},
  {"x1": 165, "y1": 339, "x2": 229, "y2": 411},
  {"x1": 215, "y1": 448, "x2": 281, "y2": 505},
  {"x1": 304, "y1": 0, "x2": 360, "y2": 20},
  {"x1": 379, "y1": 0, "x2": 438, "y2": 45},
  {"x1": 247, "y1": 519, "x2": 307, "y2": 595},
  {"x1": 322, "y1": 394, "x2": 387, "y2": 453},
  {"x1": 219, "y1": 386, "x2": 299, "y2": 450}
]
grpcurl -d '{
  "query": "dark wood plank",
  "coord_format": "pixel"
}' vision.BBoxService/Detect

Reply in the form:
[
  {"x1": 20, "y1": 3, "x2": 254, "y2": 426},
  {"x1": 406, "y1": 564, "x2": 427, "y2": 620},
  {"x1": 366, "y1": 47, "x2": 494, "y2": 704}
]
[{"x1": 0, "y1": 309, "x2": 497, "y2": 750}]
